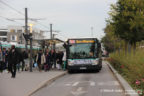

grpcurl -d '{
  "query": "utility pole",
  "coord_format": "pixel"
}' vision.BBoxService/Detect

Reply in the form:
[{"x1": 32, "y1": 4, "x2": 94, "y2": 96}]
[
  {"x1": 50, "y1": 24, "x2": 53, "y2": 39},
  {"x1": 25, "y1": 8, "x2": 28, "y2": 52},
  {"x1": 50, "y1": 24, "x2": 58, "y2": 69},
  {"x1": 52, "y1": 34, "x2": 57, "y2": 52},
  {"x1": 53, "y1": 33, "x2": 56, "y2": 69},
  {"x1": 43, "y1": 24, "x2": 59, "y2": 40},
  {"x1": 53, "y1": 34, "x2": 57, "y2": 39},
  {"x1": 24, "y1": 8, "x2": 33, "y2": 72},
  {"x1": 43, "y1": 24, "x2": 59, "y2": 52},
  {"x1": 50, "y1": 24, "x2": 53, "y2": 51}
]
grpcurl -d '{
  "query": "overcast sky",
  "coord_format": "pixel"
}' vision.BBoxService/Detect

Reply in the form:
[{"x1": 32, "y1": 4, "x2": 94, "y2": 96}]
[{"x1": 0, "y1": 0, "x2": 117, "y2": 41}]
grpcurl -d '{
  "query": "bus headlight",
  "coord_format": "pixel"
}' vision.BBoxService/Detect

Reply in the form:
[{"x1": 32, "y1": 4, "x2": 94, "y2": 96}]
[
  {"x1": 92, "y1": 60, "x2": 98, "y2": 65},
  {"x1": 68, "y1": 61, "x2": 74, "y2": 66}
]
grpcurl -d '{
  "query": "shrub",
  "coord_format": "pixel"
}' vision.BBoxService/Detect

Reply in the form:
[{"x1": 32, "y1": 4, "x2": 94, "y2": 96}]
[{"x1": 108, "y1": 48, "x2": 144, "y2": 96}]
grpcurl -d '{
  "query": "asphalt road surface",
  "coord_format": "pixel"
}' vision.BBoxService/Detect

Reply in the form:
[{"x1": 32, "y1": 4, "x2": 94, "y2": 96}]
[{"x1": 32, "y1": 61, "x2": 126, "y2": 96}]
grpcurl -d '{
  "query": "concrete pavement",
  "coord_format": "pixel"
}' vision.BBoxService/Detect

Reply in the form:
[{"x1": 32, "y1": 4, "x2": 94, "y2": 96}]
[
  {"x1": 0, "y1": 70, "x2": 67, "y2": 96},
  {"x1": 32, "y1": 62, "x2": 126, "y2": 96}
]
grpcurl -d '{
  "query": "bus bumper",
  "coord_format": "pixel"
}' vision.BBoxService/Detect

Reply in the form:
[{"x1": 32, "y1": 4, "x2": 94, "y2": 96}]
[{"x1": 68, "y1": 64, "x2": 102, "y2": 71}]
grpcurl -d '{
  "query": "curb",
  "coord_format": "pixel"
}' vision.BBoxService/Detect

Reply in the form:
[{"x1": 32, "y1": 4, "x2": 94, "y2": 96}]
[
  {"x1": 25, "y1": 71, "x2": 67, "y2": 96},
  {"x1": 107, "y1": 62, "x2": 139, "y2": 96}
]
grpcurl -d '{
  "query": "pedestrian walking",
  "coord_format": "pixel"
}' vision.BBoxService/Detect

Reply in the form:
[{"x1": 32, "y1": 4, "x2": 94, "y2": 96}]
[
  {"x1": 36, "y1": 50, "x2": 46, "y2": 72},
  {"x1": 8, "y1": 45, "x2": 19, "y2": 78}
]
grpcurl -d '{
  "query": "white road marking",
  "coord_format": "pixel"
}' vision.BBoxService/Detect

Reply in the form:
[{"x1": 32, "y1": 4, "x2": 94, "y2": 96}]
[
  {"x1": 71, "y1": 87, "x2": 87, "y2": 96},
  {"x1": 90, "y1": 81, "x2": 96, "y2": 86},
  {"x1": 77, "y1": 87, "x2": 83, "y2": 92},
  {"x1": 65, "y1": 83, "x2": 71, "y2": 86},
  {"x1": 65, "y1": 81, "x2": 96, "y2": 87},
  {"x1": 72, "y1": 82, "x2": 79, "y2": 86},
  {"x1": 98, "y1": 81, "x2": 120, "y2": 86}
]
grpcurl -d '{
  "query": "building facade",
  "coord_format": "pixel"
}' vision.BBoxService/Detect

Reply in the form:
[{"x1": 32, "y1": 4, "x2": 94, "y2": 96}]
[
  {"x1": 0, "y1": 28, "x2": 8, "y2": 41},
  {"x1": 0, "y1": 25, "x2": 45, "y2": 45}
]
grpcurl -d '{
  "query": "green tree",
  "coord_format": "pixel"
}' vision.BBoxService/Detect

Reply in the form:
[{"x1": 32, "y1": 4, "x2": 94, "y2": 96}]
[
  {"x1": 110, "y1": 0, "x2": 144, "y2": 51},
  {"x1": 101, "y1": 24, "x2": 123, "y2": 53}
]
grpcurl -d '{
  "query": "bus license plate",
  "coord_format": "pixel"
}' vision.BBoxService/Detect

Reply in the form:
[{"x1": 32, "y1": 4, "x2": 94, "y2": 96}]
[{"x1": 80, "y1": 67, "x2": 87, "y2": 70}]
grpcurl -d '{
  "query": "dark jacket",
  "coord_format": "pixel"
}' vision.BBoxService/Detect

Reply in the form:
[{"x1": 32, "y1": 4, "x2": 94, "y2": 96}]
[
  {"x1": 5, "y1": 50, "x2": 9, "y2": 61},
  {"x1": 50, "y1": 52, "x2": 56, "y2": 62},
  {"x1": 56, "y1": 52, "x2": 64, "y2": 65},
  {"x1": 45, "y1": 52, "x2": 51, "y2": 64},
  {"x1": 19, "y1": 52, "x2": 24, "y2": 62},
  {"x1": 22, "y1": 51, "x2": 28, "y2": 59},
  {"x1": 8, "y1": 49, "x2": 19, "y2": 65}
]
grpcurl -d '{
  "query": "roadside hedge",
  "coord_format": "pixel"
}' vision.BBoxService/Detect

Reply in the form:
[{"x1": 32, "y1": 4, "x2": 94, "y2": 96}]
[{"x1": 108, "y1": 49, "x2": 144, "y2": 96}]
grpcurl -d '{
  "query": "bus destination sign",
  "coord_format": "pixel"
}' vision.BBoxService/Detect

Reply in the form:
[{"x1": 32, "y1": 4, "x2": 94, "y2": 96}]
[{"x1": 69, "y1": 40, "x2": 95, "y2": 44}]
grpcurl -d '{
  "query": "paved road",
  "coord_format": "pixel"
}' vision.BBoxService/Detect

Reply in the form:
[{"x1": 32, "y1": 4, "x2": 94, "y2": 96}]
[{"x1": 32, "y1": 61, "x2": 126, "y2": 96}]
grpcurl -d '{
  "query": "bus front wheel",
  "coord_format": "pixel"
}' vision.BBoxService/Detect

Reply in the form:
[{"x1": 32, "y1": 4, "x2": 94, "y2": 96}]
[{"x1": 68, "y1": 70, "x2": 73, "y2": 73}]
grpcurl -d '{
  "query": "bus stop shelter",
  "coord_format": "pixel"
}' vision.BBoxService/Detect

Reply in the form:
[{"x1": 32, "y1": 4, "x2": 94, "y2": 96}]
[{"x1": 33, "y1": 38, "x2": 64, "y2": 50}]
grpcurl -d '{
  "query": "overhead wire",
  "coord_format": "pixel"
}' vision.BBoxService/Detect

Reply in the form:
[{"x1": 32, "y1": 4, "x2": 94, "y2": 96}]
[
  {"x1": 0, "y1": 15, "x2": 23, "y2": 25},
  {"x1": 0, "y1": 0, "x2": 53, "y2": 33},
  {"x1": 0, "y1": 0, "x2": 24, "y2": 16},
  {"x1": 31, "y1": 20, "x2": 50, "y2": 29},
  {"x1": 57, "y1": 33, "x2": 68, "y2": 40}
]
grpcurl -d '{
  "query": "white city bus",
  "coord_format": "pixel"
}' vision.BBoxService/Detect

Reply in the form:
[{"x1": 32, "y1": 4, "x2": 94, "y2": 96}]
[{"x1": 66, "y1": 38, "x2": 102, "y2": 73}]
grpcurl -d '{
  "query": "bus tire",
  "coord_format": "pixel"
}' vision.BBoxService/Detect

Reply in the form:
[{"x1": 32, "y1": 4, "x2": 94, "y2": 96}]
[
  {"x1": 68, "y1": 70, "x2": 73, "y2": 73},
  {"x1": 96, "y1": 69, "x2": 100, "y2": 72}
]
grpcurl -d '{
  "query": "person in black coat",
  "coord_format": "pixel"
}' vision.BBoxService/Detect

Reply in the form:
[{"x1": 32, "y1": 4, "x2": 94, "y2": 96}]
[
  {"x1": 8, "y1": 45, "x2": 19, "y2": 78},
  {"x1": 6, "y1": 48, "x2": 11, "y2": 72},
  {"x1": 17, "y1": 51, "x2": 25, "y2": 72},
  {"x1": 56, "y1": 51, "x2": 64, "y2": 69},
  {"x1": 50, "y1": 50, "x2": 56, "y2": 69},
  {"x1": 21, "y1": 51, "x2": 28, "y2": 71},
  {"x1": 45, "y1": 49, "x2": 51, "y2": 71}
]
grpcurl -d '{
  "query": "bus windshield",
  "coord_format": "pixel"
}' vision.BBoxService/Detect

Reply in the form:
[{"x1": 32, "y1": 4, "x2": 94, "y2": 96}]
[{"x1": 69, "y1": 43, "x2": 97, "y2": 59}]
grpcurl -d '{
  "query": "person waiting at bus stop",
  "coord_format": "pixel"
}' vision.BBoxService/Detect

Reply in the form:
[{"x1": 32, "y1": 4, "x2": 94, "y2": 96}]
[
  {"x1": 2, "y1": 48, "x2": 7, "y2": 71},
  {"x1": 0, "y1": 48, "x2": 3, "y2": 72},
  {"x1": 9, "y1": 45, "x2": 19, "y2": 78},
  {"x1": 45, "y1": 49, "x2": 51, "y2": 71},
  {"x1": 50, "y1": 50, "x2": 56, "y2": 69},
  {"x1": 56, "y1": 51, "x2": 64, "y2": 70},
  {"x1": 36, "y1": 50, "x2": 46, "y2": 72}
]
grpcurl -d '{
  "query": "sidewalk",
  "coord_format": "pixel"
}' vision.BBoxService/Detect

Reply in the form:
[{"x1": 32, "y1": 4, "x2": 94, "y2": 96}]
[{"x1": 0, "y1": 70, "x2": 67, "y2": 96}]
